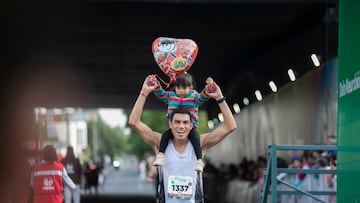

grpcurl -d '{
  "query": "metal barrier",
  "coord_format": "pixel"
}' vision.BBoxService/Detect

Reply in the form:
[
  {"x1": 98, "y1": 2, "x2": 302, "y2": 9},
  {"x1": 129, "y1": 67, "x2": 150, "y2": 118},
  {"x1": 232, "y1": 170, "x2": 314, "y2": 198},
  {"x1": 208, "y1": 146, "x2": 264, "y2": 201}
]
[{"x1": 259, "y1": 144, "x2": 337, "y2": 203}]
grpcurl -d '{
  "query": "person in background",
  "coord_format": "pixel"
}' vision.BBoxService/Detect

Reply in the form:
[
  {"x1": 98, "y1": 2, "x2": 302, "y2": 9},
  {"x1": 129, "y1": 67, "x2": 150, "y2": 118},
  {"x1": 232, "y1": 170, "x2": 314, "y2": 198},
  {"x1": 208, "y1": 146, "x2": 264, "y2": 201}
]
[
  {"x1": 61, "y1": 146, "x2": 82, "y2": 203},
  {"x1": 84, "y1": 160, "x2": 99, "y2": 195},
  {"x1": 31, "y1": 145, "x2": 76, "y2": 203},
  {"x1": 322, "y1": 134, "x2": 337, "y2": 157},
  {"x1": 139, "y1": 158, "x2": 147, "y2": 181}
]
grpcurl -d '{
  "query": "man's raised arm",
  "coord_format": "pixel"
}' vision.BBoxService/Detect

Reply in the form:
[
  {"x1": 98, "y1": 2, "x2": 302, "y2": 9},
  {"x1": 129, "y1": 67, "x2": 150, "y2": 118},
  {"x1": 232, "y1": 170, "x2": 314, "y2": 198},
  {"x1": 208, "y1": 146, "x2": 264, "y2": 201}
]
[
  {"x1": 201, "y1": 78, "x2": 237, "y2": 149},
  {"x1": 128, "y1": 75, "x2": 161, "y2": 149}
]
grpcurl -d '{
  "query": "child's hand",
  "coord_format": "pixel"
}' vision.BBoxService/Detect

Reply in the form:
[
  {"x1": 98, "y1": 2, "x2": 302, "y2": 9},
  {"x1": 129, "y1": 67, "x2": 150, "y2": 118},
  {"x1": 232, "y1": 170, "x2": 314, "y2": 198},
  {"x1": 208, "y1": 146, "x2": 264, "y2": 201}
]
[
  {"x1": 206, "y1": 84, "x2": 216, "y2": 93},
  {"x1": 205, "y1": 77, "x2": 216, "y2": 93},
  {"x1": 147, "y1": 74, "x2": 158, "y2": 86},
  {"x1": 205, "y1": 78, "x2": 224, "y2": 101}
]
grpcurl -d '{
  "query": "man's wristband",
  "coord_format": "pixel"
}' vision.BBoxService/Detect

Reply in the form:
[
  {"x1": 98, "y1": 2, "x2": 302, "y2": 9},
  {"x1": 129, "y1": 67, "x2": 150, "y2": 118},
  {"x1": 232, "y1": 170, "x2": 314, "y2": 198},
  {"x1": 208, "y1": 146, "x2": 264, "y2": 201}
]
[{"x1": 216, "y1": 97, "x2": 226, "y2": 103}]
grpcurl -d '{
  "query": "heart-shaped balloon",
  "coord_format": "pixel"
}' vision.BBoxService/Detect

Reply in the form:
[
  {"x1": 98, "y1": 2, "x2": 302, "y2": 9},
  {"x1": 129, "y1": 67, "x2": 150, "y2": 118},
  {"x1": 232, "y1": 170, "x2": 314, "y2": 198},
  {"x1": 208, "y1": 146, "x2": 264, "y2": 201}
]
[{"x1": 152, "y1": 37, "x2": 198, "y2": 87}]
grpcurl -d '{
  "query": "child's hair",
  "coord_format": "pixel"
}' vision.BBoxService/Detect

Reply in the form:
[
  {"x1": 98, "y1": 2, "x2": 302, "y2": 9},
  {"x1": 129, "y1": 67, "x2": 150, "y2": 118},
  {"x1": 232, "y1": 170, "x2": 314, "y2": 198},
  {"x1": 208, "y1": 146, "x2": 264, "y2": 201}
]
[{"x1": 173, "y1": 73, "x2": 196, "y2": 89}]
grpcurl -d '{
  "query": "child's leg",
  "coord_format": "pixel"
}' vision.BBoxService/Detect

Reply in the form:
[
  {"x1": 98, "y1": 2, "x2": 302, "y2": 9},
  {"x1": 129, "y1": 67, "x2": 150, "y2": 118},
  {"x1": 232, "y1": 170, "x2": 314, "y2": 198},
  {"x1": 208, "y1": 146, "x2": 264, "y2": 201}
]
[
  {"x1": 153, "y1": 128, "x2": 172, "y2": 166},
  {"x1": 159, "y1": 128, "x2": 172, "y2": 153},
  {"x1": 189, "y1": 129, "x2": 204, "y2": 172},
  {"x1": 189, "y1": 129, "x2": 202, "y2": 159}
]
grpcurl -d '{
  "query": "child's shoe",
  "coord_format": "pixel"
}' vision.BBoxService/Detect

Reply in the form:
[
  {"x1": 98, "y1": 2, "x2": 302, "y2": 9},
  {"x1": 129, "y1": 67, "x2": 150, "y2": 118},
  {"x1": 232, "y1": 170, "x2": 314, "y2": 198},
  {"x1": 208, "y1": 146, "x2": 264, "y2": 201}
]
[
  {"x1": 195, "y1": 159, "x2": 204, "y2": 172},
  {"x1": 153, "y1": 153, "x2": 165, "y2": 166}
]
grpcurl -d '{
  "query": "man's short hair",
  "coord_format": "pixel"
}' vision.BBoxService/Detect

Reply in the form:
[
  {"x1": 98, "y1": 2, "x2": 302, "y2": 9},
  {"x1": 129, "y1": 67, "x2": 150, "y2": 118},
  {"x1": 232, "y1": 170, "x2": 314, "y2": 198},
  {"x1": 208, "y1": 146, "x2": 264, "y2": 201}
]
[{"x1": 170, "y1": 106, "x2": 192, "y2": 122}]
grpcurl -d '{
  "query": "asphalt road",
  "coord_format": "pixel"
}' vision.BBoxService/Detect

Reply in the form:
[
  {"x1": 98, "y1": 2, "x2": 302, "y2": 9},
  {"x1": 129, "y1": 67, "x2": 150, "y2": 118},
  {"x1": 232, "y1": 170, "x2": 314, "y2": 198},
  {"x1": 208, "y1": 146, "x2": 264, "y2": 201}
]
[{"x1": 81, "y1": 164, "x2": 157, "y2": 203}]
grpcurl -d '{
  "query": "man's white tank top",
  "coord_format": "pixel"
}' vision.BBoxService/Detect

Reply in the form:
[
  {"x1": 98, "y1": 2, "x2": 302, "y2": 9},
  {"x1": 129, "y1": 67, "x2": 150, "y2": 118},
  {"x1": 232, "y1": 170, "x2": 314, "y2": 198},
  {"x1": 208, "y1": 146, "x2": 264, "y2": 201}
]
[{"x1": 163, "y1": 140, "x2": 197, "y2": 203}]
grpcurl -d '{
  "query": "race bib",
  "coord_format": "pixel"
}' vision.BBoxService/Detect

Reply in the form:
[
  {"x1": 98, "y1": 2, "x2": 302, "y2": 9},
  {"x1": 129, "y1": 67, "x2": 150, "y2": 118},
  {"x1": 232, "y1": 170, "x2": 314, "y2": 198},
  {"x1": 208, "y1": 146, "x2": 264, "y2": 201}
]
[{"x1": 167, "y1": 175, "x2": 193, "y2": 200}]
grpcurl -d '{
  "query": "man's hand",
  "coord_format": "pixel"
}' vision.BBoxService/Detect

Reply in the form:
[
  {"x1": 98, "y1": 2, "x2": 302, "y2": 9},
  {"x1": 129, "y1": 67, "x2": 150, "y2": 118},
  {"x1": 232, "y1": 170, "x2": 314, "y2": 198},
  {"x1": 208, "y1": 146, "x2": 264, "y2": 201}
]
[
  {"x1": 206, "y1": 77, "x2": 214, "y2": 84},
  {"x1": 147, "y1": 74, "x2": 158, "y2": 86},
  {"x1": 142, "y1": 75, "x2": 158, "y2": 96}
]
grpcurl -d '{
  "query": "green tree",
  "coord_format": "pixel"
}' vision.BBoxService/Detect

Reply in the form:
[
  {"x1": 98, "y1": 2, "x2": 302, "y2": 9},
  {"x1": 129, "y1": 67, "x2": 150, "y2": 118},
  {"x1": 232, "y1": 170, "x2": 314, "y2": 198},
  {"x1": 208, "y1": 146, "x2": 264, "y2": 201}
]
[
  {"x1": 99, "y1": 120, "x2": 127, "y2": 159},
  {"x1": 87, "y1": 117, "x2": 127, "y2": 160},
  {"x1": 197, "y1": 110, "x2": 210, "y2": 134},
  {"x1": 125, "y1": 109, "x2": 168, "y2": 158}
]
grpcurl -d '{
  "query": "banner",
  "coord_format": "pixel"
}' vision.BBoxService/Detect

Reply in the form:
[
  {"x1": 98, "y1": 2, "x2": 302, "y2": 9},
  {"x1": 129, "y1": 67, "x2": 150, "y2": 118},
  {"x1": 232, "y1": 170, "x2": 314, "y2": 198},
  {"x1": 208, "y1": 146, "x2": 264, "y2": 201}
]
[{"x1": 338, "y1": 1, "x2": 360, "y2": 202}]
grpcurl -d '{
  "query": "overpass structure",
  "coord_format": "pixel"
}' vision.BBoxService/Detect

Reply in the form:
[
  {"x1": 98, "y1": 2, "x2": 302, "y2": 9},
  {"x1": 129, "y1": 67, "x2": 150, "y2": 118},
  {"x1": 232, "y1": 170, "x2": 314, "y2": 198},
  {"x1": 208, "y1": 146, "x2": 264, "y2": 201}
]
[{"x1": 3, "y1": 0, "x2": 338, "y2": 120}]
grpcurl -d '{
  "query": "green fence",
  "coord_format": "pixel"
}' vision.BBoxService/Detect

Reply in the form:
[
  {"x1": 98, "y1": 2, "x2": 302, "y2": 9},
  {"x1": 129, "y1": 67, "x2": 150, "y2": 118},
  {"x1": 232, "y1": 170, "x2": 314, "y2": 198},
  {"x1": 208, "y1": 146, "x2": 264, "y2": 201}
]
[{"x1": 259, "y1": 144, "x2": 337, "y2": 203}]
